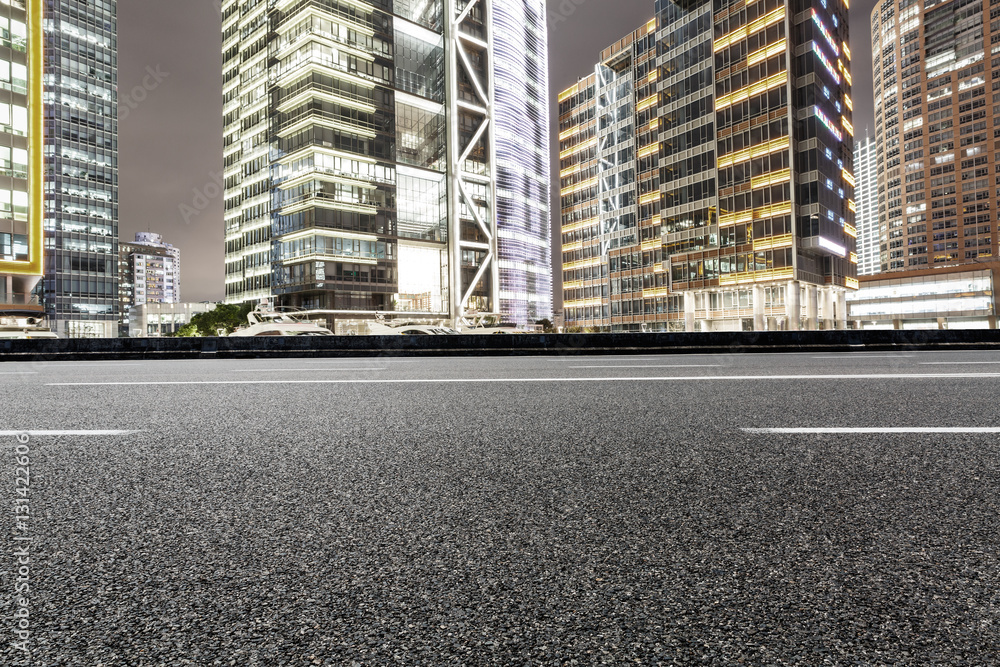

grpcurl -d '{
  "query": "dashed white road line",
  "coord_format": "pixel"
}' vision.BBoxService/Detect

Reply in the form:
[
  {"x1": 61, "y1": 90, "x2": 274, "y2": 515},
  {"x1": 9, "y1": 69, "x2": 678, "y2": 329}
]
[
  {"x1": 567, "y1": 364, "x2": 721, "y2": 369},
  {"x1": 232, "y1": 368, "x2": 386, "y2": 373},
  {"x1": 744, "y1": 427, "x2": 1000, "y2": 434},
  {"x1": 811, "y1": 355, "x2": 913, "y2": 359},
  {"x1": 920, "y1": 361, "x2": 1000, "y2": 365}
]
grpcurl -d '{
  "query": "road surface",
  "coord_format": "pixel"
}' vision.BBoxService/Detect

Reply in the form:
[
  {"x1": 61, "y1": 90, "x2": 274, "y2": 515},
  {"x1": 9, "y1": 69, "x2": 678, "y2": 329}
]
[{"x1": 1, "y1": 351, "x2": 998, "y2": 664}]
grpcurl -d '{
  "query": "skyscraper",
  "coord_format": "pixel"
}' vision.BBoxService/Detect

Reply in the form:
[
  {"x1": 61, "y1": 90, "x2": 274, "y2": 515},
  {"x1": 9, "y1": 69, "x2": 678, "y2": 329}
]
[
  {"x1": 493, "y1": 0, "x2": 552, "y2": 325},
  {"x1": 221, "y1": 0, "x2": 550, "y2": 328},
  {"x1": 871, "y1": 0, "x2": 996, "y2": 273},
  {"x1": 854, "y1": 134, "x2": 879, "y2": 276},
  {"x1": 0, "y1": 1, "x2": 42, "y2": 320},
  {"x1": 558, "y1": 20, "x2": 661, "y2": 331},
  {"x1": 560, "y1": 0, "x2": 857, "y2": 332},
  {"x1": 42, "y1": 0, "x2": 119, "y2": 338}
]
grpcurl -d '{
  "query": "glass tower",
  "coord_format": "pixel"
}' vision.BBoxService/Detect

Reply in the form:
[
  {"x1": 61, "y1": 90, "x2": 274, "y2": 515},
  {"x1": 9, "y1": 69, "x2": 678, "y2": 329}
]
[
  {"x1": 41, "y1": 0, "x2": 119, "y2": 338},
  {"x1": 0, "y1": 1, "x2": 42, "y2": 318},
  {"x1": 493, "y1": 0, "x2": 552, "y2": 326},
  {"x1": 222, "y1": 0, "x2": 550, "y2": 328}
]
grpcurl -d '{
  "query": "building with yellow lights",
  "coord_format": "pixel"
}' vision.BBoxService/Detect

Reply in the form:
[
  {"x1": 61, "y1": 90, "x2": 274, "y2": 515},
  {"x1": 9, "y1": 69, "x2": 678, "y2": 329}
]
[
  {"x1": 0, "y1": 0, "x2": 43, "y2": 322},
  {"x1": 221, "y1": 0, "x2": 552, "y2": 328},
  {"x1": 559, "y1": 0, "x2": 857, "y2": 332},
  {"x1": 871, "y1": 0, "x2": 998, "y2": 274}
]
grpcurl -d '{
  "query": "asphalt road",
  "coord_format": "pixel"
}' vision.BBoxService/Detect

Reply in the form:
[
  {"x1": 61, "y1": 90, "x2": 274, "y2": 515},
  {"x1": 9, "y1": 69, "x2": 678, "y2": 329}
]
[{"x1": 1, "y1": 351, "x2": 999, "y2": 665}]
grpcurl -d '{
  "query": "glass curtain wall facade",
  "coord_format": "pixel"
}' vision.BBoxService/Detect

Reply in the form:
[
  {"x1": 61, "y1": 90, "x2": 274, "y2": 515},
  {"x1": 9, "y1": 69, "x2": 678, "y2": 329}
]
[
  {"x1": 222, "y1": 0, "x2": 547, "y2": 326},
  {"x1": 0, "y1": 0, "x2": 42, "y2": 316},
  {"x1": 872, "y1": 0, "x2": 998, "y2": 274},
  {"x1": 560, "y1": 0, "x2": 857, "y2": 332},
  {"x1": 559, "y1": 21, "x2": 661, "y2": 331},
  {"x1": 854, "y1": 133, "x2": 879, "y2": 275},
  {"x1": 493, "y1": 0, "x2": 551, "y2": 326},
  {"x1": 41, "y1": 0, "x2": 119, "y2": 338}
]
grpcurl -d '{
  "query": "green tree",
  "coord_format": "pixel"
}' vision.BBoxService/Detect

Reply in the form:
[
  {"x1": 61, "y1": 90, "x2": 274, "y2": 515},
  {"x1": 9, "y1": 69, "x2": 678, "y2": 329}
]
[
  {"x1": 170, "y1": 323, "x2": 200, "y2": 338},
  {"x1": 535, "y1": 318, "x2": 555, "y2": 333},
  {"x1": 173, "y1": 303, "x2": 254, "y2": 337}
]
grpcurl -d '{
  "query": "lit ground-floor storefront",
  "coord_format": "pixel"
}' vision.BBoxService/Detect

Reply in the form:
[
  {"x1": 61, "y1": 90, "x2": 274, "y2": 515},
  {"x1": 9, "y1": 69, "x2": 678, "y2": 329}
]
[{"x1": 564, "y1": 280, "x2": 853, "y2": 333}]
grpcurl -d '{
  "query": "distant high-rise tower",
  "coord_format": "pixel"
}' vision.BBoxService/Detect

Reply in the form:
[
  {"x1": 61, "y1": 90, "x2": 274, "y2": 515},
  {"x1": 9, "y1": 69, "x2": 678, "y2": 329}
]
[
  {"x1": 0, "y1": 2, "x2": 42, "y2": 319},
  {"x1": 871, "y1": 0, "x2": 997, "y2": 272},
  {"x1": 119, "y1": 232, "x2": 181, "y2": 336},
  {"x1": 854, "y1": 135, "x2": 879, "y2": 276},
  {"x1": 560, "y1": 0, "x2": 857, "y2": 332},
  {"x1": 42, "y1": 0, "x2": 119, "y2": 338},
  {"x1": 221, "y1": 0, "x2": 551, "y2": 327}
]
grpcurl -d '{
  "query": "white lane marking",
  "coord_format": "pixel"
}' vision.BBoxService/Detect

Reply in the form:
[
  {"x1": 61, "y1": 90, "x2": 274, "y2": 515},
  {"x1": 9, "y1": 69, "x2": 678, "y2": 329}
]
[
  {"x1": 0, "y1": 430, "x2": 141, "y2": 436},
  {"x1": 551, "y1": 356, "x2": 721, "y2": 361},
  {"x1": 920, "y1": 361, "x2": 1000, "y2": 365},
  {"x1": 812, "y1": 355, "x2": 913, "y2": 359},
  {"x1": 232, "y1": 368, "x2": 386, "y2": 373},
  {"x1": 263, "y1": 359, "x2": 422, "y2": 364},
  {"x1": 38, "y1": 363, "x2": 143, "y2": 367},
  {"x1": 44, "y1": 372, "x2": 1000, "y2": 386},
  {"x1": 744, "y1": 427, "x2": 1000, "y2": 434},
  {"x1": 568, "y1": 364, "x2": 721, "y2": 369}
]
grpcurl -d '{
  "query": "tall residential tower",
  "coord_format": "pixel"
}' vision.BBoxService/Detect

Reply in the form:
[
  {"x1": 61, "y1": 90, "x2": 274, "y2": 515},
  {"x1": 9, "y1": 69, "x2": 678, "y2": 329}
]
[
  {"x1": 854, "y1": 133, "x2": 879, "y2": 275},
  {"x1": 871, "y1": 0, "x2": 997, "y2": 273},
  {"x1": 118, "y1": 232, "x2": 181, "y2": 336},
  {"x1": 221, "y1": 0, "x2": 550, "y2": 327}
]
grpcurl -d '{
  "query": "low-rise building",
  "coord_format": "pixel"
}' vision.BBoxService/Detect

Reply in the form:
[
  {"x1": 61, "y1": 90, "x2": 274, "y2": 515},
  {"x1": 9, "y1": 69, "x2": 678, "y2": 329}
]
[
  {"x1": 848, "y1": 263, "x2": 999, "y2": 330},
  {"x1": 128, "y1": 302, "x2": 215, "y2": 338}
]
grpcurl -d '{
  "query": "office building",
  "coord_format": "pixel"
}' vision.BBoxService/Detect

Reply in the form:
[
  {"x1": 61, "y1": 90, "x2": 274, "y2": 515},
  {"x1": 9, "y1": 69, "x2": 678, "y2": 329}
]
[
  {"x1": 0, "y1": 1, "x2": 42, "y2": 322},
  {"x1": 559, "y1": 20, "x2": 661, "y2": 331},
  {"x1": 119, "y1": 232, "x2": 181, "y2": 336},
  {"x1": 221, "y1": 0, "x2": 551, "y2": 327},
  {"x1": 559, "y1": 0, "x2": 857, "y2": 332},
  {"x1": 854, "y1": 134, "x2": 879, "y2": 276},
  {"x1": 871, "y1": 0, "x2": 996, "y2": 273},
  {"x1": 41, "y1": 0, "x2": 119, "y2": 338}
]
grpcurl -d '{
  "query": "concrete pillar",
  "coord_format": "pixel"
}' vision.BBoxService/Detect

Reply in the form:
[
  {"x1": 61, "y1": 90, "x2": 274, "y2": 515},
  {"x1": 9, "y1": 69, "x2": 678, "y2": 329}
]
[
  {"x1": 819, "y1": 287, "x2": 834, "y2": 329},
  {"x1": 893, "y1": 319, "x2": 903, "y2": 330},
  {"x1": 805, "y1": 285, "x2": 818, "y2": 331},
  {"x1": 684, "y1": 292, "x2": 695, "y2": 333},
  {"x1": 766, "y1": 316, "x2": 779, "y2": 331},
  {"x1": 989, "y1": 315, "x2": 997, "y2": 330},
  {"x1": 836, "y1": 290, "x2": 848, "y2": 330},
  {"x1": 753, "y1": 285, "x2": 766, "y2": 331},
  {"x1": 785, "y1": 280, "x2": 801, "y2": 331},
  {"x1": 815, "y1": 288, "x2": 823, "y2": 328},
  {"x1": 937, "y1": 317, "x2": 947, "y2": 330}
]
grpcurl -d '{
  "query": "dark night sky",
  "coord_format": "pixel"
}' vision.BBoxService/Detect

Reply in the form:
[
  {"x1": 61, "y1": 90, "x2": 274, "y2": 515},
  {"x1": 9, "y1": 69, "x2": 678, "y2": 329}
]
[{"x1": 118, "y1": 0, "x2": 877, "y2": 305}]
